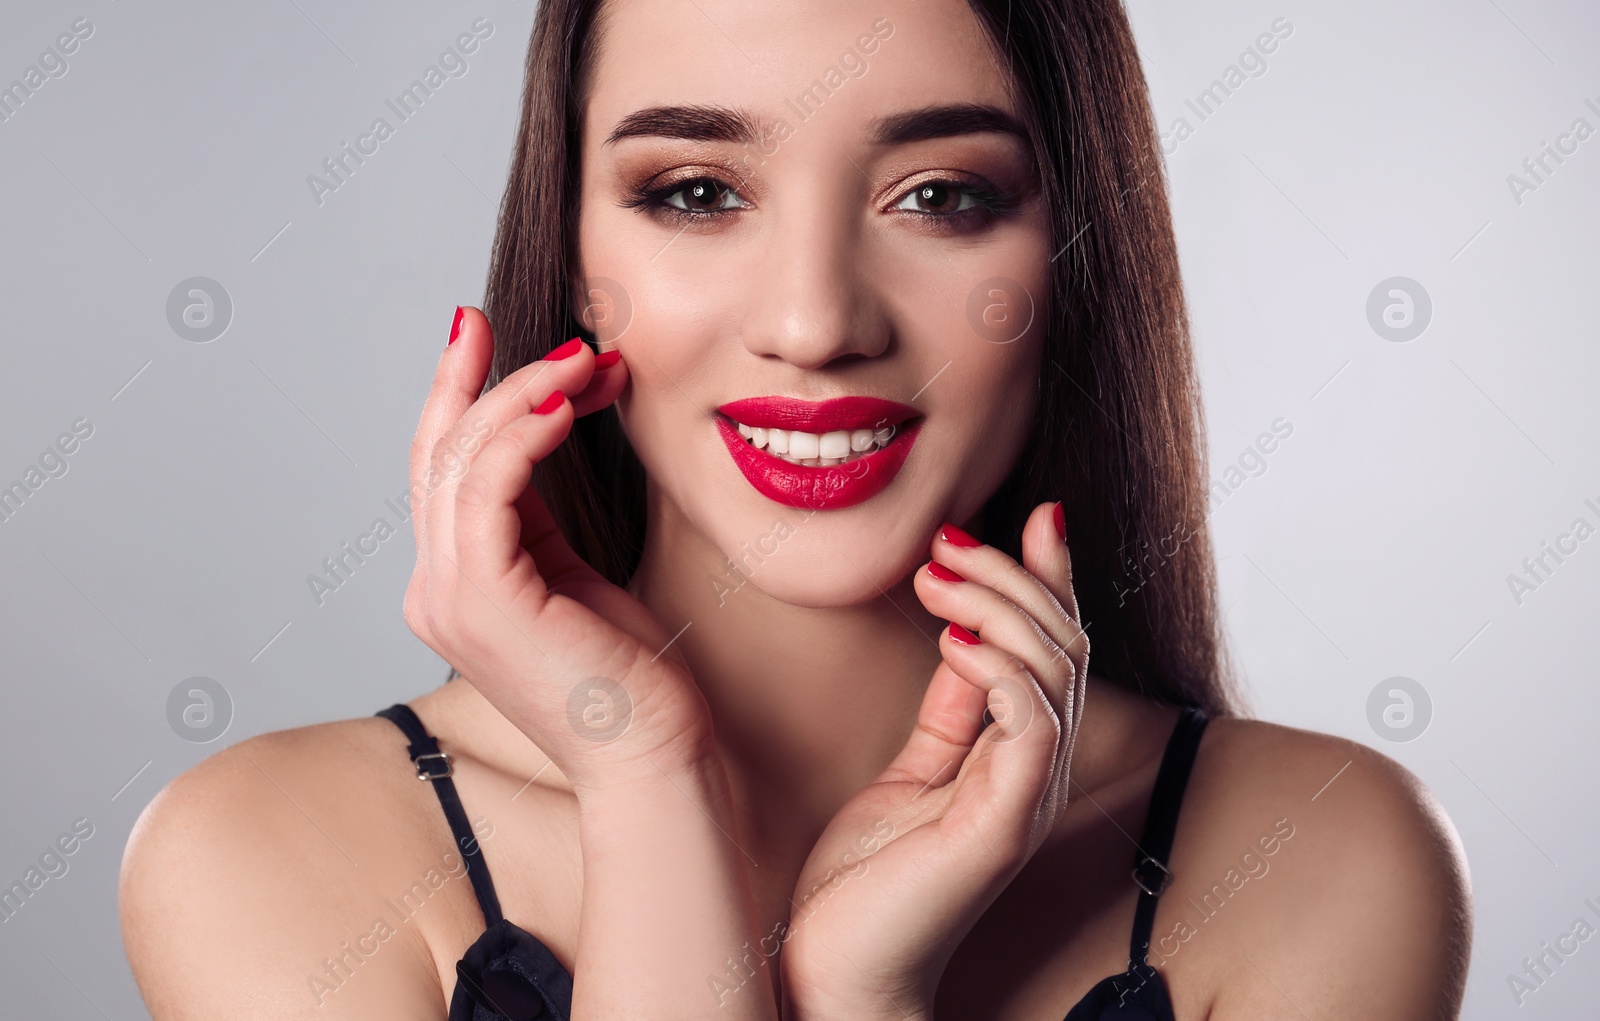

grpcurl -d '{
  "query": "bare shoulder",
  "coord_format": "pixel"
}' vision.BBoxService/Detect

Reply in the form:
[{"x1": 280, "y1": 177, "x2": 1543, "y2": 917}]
[
  {"x1": 119, "y1": 715, "x2": 464, "y2": 1019},
  {"x1": 1167, "y1": 715, "x2": 1473, "y2": 1020}
]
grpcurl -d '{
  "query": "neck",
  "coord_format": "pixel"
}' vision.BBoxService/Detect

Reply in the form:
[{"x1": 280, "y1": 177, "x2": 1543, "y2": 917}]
[
  {"x1": 626, "y1": 489, "x2": 945, "y2": 863},
  {"x1": 621, "y1": 487, "x2": 1166, "y2": 877}
]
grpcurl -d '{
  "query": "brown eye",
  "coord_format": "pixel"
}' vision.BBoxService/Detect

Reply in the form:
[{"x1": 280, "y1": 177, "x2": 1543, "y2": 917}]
[
  {"x1": 895, "y1": 180, "x2": 980, "y2": 215},
  {"x1": 663, "y1": 177, "x2": 747, "y2": 213}
]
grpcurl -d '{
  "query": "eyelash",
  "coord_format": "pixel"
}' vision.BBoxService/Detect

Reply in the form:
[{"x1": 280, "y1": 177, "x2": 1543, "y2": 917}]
[{"x1": 622, "y1": 174, "x2": 1018, "y2": 229}]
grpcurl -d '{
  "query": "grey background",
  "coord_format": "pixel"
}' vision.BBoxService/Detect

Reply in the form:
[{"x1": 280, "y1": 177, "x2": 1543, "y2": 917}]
[{"x1": 1, "y1": 0, "x2": 1595, "y2": 1016}]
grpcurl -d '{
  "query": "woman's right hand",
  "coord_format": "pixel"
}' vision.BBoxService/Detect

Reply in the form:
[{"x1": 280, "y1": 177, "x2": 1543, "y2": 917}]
[{"x1": 403, "y1": 306, "x2": 713, "y2": 792}]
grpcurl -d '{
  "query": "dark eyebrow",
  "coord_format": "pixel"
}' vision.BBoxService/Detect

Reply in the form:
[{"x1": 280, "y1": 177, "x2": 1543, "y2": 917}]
[
  {"x1": 868, "y1": 103, "x2": 1029, "y2": 146},
  {"x1": 603, "y1": 102, "x2": 1028, "y2": 147},
  {"x1": 605, "y1": 105, "x2": 766, "y2": 145}
]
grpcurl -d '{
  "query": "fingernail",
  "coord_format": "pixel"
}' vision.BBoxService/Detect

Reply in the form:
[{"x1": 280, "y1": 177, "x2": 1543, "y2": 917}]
[
  {"x1": 927, "y1": 562, "x2": 964, "y2": 583},
  {"x1": 593, "y1": 350, "x2": 622, "y2": 370},
  {"x1": 448, "y1": 306, "x2": 464, "y2": 346},
  {"x1": 534, "y1": 390, "x2": 566, "y2": 415},
  {"x1": 940, "y1": 524, "x2": 981, "y2": 549},
  {"x1": 948, "y1": 623, "x2": 981, "y2": 646},
  {"x1": 548, "y1": 337, "x2": 585, "y2": 360},
  {"x1": 1053, "y1": 501, "x2": 1066, "y2": 541}
]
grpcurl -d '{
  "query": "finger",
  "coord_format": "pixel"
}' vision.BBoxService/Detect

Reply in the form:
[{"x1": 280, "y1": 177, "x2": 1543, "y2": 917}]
[
  {"x1": 515, "y1": 348, "x2": 630, "y2": 593},
  {"x1": 1021, "y1": 501, "x2": 1088, "y2": 738},
  {"x1": 915, "y1": 560, "x2": 1082, "y2": 819},
  {"x1": 512, "y1": 349, "x2": 627, "y2": 591},
  {"x1": 514, "y1": 486, "x2": 605, "y2": 595},
  {"x1": 425, "y1": 338, "x2": 600, "y2": 566},
  {"x1": 568, "y1": 350, "x2": 629, "y2": 418},
  {"x1": 929, "y1": 625, "x2": 1061, "y2": 860},
  {"x1": 930, "y1": 508, "x2": 1088, "y2": 703},
  {"x1": 876, "y1": 658, "x2": 989, "y2": 792},
  {"x1": 912, "y1": 560, "x2": 1077, "y2": 720},
  {"x1": 410, "y1": 306, "x2": 494, "y2": 556},
  {"x1": 447, "y1": 393, "x2": 585, "y2": 590},
  {"x1": 434, "y1": 336, "x2": 599, "y2": 474}
]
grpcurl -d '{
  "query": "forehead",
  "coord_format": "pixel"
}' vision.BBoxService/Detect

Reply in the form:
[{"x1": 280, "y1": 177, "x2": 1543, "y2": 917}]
[{"x1": 583, "y1": 0, "x2": 1015, "y2": 134}]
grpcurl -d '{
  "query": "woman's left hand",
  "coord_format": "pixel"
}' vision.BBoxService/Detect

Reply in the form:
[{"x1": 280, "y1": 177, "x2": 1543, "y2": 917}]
[{"x1": 777, "y1": 502, "x2": 1089, "y2": 1021}]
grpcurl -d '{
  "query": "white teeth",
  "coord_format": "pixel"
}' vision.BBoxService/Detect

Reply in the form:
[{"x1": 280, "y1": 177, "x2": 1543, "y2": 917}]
[
  {"x1": 788, "y1": 430, "x2": 819, "y2": 459},
  {"x1": 732, "y1": 417, "x2": 901, "y2": 466}
]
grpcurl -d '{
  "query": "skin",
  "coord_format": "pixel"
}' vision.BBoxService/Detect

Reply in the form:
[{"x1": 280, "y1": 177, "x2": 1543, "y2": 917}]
[{"x1": 119, "y1": 0, "x2": 1473, "y2": 1019}]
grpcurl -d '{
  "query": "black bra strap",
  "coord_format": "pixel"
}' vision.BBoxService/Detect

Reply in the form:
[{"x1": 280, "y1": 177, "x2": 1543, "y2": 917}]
[
  {"x1": 375, "y1": 704, "x2": 504, "y2": 927},
  {"x1": 1128, "y1": 705, "x2": 1210, "y2": 968}
]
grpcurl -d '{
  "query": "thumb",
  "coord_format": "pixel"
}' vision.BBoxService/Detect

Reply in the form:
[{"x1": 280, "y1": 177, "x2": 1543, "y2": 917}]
[
  {"x1": 1021, "y1": 501, "x2": 1079, "y2": 623},
  {"x1": 1020, "y1": 500, "x2": 1088, "y2": 736}
]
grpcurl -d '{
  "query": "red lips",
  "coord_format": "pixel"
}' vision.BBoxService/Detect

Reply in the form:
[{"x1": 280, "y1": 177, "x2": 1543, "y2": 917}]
[
  {"x1": 716, "y1": 396, "x2": 918, "y2": 433},
  {"x1": 716, "y1": 396, "x2": 922, "y2": 510}
]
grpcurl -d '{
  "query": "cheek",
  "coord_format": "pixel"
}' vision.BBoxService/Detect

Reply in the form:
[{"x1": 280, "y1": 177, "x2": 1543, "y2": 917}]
[
  {"x1": 877, "y1": 222, "x2": 1049, "y2": 474},
  {"x1": 605, "y1": 287, "x2": 733, "y2": 516},
  {"x1": 966, "y1": 339, "x2": 1041, "y2": 462},
  {"x1": 918, "y1": 324, "x2": 1042, "y2": 527}
]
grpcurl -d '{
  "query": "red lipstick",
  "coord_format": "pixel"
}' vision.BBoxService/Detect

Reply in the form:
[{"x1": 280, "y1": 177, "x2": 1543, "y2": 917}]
[
  {"x1": 715, "y1": 396, "x2": 922, "y2": 510},
  {"x1": 717, "y1": 396, "x2": 918, "y2": 433}
]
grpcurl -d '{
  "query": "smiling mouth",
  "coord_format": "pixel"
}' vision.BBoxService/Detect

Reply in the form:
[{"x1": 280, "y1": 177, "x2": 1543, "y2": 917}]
[
  {"x1": 724, "y1": 417, "x2": 901, "y2": 467},
  {"x1": 714, "y1": 395, "x2": 923, "y2": 509}
]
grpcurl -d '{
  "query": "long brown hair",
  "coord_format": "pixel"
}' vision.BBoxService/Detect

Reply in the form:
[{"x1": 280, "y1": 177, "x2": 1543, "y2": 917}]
[{"x1": 481, "y1": 0, "x2": 1241, "y2": 718}]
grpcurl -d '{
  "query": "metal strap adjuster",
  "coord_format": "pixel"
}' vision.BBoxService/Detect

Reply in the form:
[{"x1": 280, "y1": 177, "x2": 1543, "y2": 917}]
[
  {"x1": 413, "y1": 751, "x2": 454, "y2": 781},
  {"x1": 1132, "y1": 853, "x2": 1171, "y2": 896}
]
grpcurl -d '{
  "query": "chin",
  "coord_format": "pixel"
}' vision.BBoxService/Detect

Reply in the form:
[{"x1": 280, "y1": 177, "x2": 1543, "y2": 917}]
[
  {"x1": 704, "y1": 515, "x2": 930, "y2": 609},
  {"x1": 696, "y1": 454, "x2": 964, "y2": 609}
]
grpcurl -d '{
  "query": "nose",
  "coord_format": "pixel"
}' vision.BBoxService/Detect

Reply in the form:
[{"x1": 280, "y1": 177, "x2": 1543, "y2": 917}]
[{"x1": 739, "y1": 201, "x2": 890, "y2": 369}]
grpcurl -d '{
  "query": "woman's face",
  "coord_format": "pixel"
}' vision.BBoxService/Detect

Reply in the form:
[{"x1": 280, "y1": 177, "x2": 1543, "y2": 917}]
[{"x1": 575, "y1": 0, "x2": 1051, "y2": 606}]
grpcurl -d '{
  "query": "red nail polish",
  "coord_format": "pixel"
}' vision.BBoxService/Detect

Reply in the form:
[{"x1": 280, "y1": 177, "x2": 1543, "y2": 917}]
[
  {"x1": 928, "y1": 562, "x2": 964, "y2": 583},
  {"x1": 1053, "y1": 501, "x2": 1066, "y2": 541},
  {"x1": 548, "y1": 337, "x2": 584, "y2": 360},
  {"x1": 448, "y1": 306, "x2": 464, "y2": 346},
  {"x1": 948, "y1": 623, "x2": 981, "y2": 646},
  {"x1": 940, "y1": 524, "x2": 981, "y2": 549},
  {"x1": 593, "y1": 350, "x2": 621, "y2": 370},
  {"x1": 534, "y1": 390, "x2": 566, "y2": 415}
]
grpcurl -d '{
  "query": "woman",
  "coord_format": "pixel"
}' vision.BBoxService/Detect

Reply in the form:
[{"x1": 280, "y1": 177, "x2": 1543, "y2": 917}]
[{"x1": 119, "y1": 0, "x2": 1472, "y2": 1017}]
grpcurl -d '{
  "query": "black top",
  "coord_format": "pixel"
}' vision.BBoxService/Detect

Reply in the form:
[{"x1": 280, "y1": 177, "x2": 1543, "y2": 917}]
[{"x1": 376, "y1": 702, "x2": 1210, "y2": 1021}]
